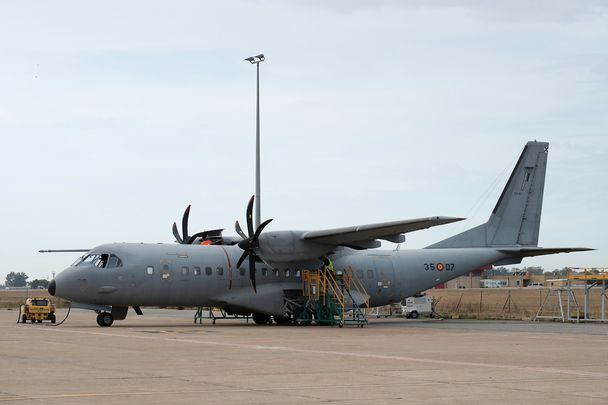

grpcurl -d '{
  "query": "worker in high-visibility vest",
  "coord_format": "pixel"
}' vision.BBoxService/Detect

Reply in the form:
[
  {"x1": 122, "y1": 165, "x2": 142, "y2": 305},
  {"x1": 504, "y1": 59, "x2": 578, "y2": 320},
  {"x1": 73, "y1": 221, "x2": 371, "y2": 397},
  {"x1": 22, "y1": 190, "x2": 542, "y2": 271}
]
[{"x1": 321, "y1": 256, "x2": 334, "y2": 275}]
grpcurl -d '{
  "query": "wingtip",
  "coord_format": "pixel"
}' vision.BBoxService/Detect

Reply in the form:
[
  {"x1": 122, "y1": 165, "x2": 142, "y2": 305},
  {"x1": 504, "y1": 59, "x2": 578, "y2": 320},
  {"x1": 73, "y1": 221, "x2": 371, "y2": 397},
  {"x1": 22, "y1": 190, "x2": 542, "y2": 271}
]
[{"x1": 438, "y1": 216, "x2": 466, "y2": 224}]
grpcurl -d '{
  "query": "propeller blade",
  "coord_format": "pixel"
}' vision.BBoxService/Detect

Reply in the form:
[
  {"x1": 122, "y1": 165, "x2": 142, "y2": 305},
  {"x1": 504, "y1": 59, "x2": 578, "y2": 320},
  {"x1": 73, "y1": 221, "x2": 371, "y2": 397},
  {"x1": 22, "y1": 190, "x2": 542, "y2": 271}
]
[
  {"x1": 256, "y1": 253, "x2": 274, "y2": 270},
  {"x1": 253, "y1": 218, "x2": 273, "y2": 241},
  {"x1": 182, "y1": 205, "x2": 191, "y2": 243},
  {"x1": 249, "y1": 254, "x2": 257, "y2": 293},
  {"x1": 235, "y1": 220, "x2": 248, "y2": 240},
  {"x1": 246, "y1": 195, "x2": 255, "y2": 237},
  {"x1": 236, "y1": 250, "x2": 249, "y2": 269},
  {"x1": 172, "y1": 222, "x2": 183, "y2": 244}
]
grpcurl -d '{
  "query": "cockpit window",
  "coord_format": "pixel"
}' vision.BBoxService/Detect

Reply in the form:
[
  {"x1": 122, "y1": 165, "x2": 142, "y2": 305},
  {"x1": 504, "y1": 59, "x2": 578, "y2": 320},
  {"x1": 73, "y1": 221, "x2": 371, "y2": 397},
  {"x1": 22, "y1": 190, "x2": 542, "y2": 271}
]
[
  {"x1": 94, "y1": 254, "x2": 109, "y2": 268},
  {"x1": 73, "y1": 253, "x2": 123, "y2": 269},
  {"x1": 106, "y1": 254, "x2": 123, "y2": 268},
  {"x1": 80, "y1": 255, "x2": 97, "y2": 266},
  {"x1": 71, "y1": 255, "x2": 87, "y2": 267}
]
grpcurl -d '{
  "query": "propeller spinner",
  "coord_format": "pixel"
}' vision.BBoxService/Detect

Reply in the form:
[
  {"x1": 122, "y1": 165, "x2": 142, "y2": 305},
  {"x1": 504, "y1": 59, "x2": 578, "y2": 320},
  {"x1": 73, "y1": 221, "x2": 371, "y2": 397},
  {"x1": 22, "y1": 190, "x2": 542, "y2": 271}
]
[{"x1": 235, "y1": 195, "x2": 273, "y2": 293}]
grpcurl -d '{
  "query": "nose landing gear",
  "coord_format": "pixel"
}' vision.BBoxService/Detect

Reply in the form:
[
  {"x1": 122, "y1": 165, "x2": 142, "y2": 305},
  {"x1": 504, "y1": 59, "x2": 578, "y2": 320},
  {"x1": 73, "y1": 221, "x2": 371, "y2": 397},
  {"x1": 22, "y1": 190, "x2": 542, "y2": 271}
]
[{"x1": 96, "y1": 312, "x2": 114, "y2": 327}]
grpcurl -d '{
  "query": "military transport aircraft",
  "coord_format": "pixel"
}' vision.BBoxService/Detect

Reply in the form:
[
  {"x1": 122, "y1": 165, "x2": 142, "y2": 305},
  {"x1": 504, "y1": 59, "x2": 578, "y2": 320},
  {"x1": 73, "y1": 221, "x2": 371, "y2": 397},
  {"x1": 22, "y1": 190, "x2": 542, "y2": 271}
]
[{"x1": 45, "y1": 141, "x2": 590, "y2": 326}]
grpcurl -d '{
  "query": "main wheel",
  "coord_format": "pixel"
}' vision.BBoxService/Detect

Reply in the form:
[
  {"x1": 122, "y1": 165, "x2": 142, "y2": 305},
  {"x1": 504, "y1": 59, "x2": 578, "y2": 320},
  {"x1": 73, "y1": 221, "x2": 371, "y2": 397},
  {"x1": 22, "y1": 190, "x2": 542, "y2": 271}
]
[
  {"x1": 273, "y1": 316, "x2": 292, "y2": 325},
  {"x1": 96, "y1": 312, "x2": 114, "y2": 327},
  {"x1": 252, "y1": 313, "x2": 271, "y2": 325}
]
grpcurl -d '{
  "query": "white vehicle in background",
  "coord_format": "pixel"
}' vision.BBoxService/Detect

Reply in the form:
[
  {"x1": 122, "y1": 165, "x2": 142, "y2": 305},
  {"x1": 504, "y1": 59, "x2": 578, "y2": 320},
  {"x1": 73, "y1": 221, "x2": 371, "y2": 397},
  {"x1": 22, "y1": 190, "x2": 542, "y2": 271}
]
[{"x1": 401, "y1": 295, "x2": 434, "y2": 319}]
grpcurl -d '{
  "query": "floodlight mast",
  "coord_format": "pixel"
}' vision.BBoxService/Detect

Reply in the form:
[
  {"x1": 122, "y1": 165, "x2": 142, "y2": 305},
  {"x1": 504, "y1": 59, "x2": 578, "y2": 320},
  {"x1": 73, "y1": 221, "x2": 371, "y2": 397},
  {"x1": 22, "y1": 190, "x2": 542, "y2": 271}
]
[{"x1": 244, "y1": 53, "x2": 265, "y2": 229}]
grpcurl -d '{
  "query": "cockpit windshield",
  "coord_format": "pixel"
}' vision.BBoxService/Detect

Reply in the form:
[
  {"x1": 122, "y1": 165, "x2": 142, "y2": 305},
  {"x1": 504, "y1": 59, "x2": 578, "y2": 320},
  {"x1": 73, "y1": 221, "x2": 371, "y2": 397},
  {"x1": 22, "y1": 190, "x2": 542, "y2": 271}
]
[
  {"x1": 72, "y1": 253, "x2": 123, "y2": 268},
  {"x1": 71, "y1": 255, "x2": 86, "y2": 267}
]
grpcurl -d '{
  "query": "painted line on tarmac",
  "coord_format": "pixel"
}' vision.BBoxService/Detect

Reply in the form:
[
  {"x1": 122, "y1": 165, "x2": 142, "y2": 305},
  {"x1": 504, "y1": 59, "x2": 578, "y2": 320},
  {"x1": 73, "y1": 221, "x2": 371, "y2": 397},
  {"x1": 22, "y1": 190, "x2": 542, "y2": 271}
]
[
  {"x1": 38, "y1": 327, "x2": 608, "y2": 379},
  {"x1": 0, "y1": 381, "x2": 439, "y2": 402}
]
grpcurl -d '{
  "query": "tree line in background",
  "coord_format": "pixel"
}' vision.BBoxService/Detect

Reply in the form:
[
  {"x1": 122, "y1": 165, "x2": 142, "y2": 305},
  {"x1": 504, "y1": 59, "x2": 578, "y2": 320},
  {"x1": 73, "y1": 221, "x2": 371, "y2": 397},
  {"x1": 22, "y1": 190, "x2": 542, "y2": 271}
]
[{"x1": 3, "y1": 272, "x2": 49, "y2": 289}]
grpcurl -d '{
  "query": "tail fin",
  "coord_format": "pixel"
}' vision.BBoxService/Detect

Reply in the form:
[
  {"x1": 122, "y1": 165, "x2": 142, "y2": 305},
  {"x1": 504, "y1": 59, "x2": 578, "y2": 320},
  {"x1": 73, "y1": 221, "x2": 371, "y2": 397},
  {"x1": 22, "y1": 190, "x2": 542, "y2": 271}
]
[{"x1": 427, "y1": 141, "x2": 549, "y2": 249}]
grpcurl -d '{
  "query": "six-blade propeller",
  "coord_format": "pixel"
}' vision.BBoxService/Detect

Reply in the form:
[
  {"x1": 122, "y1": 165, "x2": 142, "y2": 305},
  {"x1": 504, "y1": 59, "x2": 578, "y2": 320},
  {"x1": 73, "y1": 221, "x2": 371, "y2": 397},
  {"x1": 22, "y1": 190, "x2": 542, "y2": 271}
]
[{"x1": 235, "y1": 195, "x2": 273, "y2": 293}]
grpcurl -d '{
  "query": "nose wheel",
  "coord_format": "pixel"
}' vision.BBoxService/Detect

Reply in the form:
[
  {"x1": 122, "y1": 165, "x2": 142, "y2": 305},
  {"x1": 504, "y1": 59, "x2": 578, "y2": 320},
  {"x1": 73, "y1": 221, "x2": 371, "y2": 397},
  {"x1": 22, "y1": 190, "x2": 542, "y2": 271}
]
[{"x1": 96, "y1": 312, "x2": 114, "y2": 327}]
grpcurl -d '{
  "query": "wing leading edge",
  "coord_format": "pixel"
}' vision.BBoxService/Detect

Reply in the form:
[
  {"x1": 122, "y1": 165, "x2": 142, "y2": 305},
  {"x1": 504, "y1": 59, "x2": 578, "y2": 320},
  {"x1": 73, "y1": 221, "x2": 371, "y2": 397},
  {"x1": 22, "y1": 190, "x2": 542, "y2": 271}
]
[{"x1": 302, "y1": 216, "x2": 464, "y2": 248}]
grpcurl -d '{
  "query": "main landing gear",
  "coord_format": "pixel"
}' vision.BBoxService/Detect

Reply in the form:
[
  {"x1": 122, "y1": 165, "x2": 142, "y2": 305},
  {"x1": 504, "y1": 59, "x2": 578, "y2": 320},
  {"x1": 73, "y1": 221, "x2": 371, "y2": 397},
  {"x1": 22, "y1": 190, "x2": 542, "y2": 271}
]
[
  {"x1": 252, "y1": 313, "x2": 272, "y2": 325},
  {"x1": 96, "y1": 312, "x2": 114, "y2": 327},
  {"x1": 251, "y1": 313, "x2": 293, "y2": 325}
]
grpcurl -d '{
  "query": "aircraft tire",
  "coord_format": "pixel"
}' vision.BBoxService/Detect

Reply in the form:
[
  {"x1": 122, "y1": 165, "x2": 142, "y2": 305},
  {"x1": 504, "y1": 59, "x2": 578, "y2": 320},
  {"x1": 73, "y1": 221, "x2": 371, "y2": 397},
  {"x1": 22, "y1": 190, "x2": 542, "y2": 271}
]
[
  {"x1": 96, "y1": 312, "x2": 114, "y2": 327},
  {"x1": 273, "y1": 316, "x2": 292, "y2": 325},
  {"x1": 252, "y1": 313, "x2": 271, "y2": 325}
]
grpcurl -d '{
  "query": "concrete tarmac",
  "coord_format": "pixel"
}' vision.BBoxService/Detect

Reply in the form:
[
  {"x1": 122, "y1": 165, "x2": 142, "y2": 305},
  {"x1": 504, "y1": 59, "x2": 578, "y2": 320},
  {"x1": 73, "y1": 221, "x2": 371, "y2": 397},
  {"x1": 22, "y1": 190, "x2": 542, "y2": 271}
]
[{"x1": 1, "y1": 309, "x2": 607, "y2": 404}]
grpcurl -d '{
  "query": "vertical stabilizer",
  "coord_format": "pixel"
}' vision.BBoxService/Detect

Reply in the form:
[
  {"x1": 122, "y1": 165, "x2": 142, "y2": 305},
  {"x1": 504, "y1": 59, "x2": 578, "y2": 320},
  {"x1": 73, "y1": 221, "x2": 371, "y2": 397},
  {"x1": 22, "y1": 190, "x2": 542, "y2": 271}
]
[{"x1": 427, "y1": 141, "x2": 548, "y2": 248}]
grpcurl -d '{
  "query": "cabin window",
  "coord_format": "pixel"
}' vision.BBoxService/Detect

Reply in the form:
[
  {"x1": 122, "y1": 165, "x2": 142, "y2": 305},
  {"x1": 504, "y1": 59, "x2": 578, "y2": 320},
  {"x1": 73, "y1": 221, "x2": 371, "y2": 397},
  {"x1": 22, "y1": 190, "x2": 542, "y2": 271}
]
[
  {"x1": 356, "y1": 270, "x2": 364, "y2": 280},
  {"x1": 367, "y1": 269, "x2": 374, "y2": 279},
  {"x1": 217, "y1": 267, "x2": 224, "y2": 276},
  {"x1": 295, "y1": 269, "x2": 301, "y2": 277},
  {"x1": 284, "y1": 269, "x2": 290, "y2": 277},
  {"x1": 273, "y1": 269, "x2": 279, "y2": 277},
  {"x1": 205, "y1": 267, "x2": 212, "y2": 276},
  {"x1": 239, "y1": 268, "x2": 245, "y2": 277},
  {"x1": 163, "y1": 264, "x2": 169, "y2": 271},
  {"x1": 146, "y1": 266, "x2": 154, "y2": 275},
  {"x1": 193, "y1": 267, "x2": 201, "y2": 276},
  {"x1": 182, "y1": 266, "x2": 189, "y2": 275},
  {"x1": 262, "y1": 268, "x2": 268, "y2": 276}
]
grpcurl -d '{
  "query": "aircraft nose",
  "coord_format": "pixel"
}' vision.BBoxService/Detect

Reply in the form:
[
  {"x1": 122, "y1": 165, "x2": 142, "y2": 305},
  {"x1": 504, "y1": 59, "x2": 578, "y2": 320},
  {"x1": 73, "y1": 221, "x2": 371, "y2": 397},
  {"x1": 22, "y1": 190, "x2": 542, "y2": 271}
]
[{"x1": 48, "y1": 279, "x2": 56, "y2": 296}]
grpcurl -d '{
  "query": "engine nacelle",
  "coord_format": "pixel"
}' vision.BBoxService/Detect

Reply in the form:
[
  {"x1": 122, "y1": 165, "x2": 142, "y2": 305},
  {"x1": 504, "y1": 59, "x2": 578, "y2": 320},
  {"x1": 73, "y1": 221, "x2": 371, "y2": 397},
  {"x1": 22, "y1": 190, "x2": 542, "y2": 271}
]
[{"x1": 257, "y1": 231, "x2": 333, "y2": 263}]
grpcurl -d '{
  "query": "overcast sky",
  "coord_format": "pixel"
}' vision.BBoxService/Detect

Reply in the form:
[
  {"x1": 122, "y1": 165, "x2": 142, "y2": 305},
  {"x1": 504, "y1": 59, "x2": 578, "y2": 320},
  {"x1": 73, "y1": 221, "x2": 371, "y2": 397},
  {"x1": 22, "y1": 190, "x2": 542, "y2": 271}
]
[{"x1": 1, "y1": 1, "x2": 606, "y2": 282}]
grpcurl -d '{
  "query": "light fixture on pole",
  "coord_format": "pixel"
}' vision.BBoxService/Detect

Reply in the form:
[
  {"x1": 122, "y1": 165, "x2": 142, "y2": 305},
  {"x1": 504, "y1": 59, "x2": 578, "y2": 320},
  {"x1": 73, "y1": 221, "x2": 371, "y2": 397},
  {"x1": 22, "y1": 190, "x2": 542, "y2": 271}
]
[{"x1": 244, "y1": 53, "x2": 265, "y2": 229}]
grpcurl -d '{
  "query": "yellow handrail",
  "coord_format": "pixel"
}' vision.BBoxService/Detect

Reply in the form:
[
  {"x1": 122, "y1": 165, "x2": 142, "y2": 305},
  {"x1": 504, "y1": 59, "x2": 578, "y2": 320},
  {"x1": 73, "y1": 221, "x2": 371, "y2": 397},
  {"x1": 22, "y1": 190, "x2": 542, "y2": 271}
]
[{"x1": 345, "y1": 267, "x2": 370, "y2": 308}]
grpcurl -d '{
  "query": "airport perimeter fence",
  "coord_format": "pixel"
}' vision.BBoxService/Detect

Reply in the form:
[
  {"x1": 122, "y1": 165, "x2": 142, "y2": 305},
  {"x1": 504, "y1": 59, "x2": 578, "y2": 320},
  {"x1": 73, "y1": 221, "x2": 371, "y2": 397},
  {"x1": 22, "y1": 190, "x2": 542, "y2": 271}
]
[{"x1": 427, "y1": 288, "x2": 606, "y2": 320}]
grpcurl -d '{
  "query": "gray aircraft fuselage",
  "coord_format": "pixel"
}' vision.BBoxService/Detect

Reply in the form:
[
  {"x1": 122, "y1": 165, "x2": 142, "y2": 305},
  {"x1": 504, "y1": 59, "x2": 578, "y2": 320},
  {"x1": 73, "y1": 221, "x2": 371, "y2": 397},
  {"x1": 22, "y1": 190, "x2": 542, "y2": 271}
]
[{"x1": 53, "y1": 242, "x2": 509, "y2": 316}]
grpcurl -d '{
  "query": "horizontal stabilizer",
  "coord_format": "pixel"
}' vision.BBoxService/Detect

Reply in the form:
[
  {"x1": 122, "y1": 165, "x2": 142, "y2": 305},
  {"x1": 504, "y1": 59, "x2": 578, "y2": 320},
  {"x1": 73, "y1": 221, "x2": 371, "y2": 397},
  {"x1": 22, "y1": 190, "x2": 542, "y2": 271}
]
[
  {"x1": 498, "y1": 247, "x2": 594, "y2": 258},
  {"x1": 303, "y1": 216, "x2": 464, "y2": 247}
]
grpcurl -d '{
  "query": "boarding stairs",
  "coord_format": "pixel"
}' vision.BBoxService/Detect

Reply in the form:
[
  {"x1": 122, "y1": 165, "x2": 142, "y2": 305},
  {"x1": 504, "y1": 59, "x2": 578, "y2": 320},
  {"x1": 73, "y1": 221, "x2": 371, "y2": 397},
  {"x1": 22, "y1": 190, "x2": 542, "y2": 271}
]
[{"x1": 296, "y1": 267, "x2": 370, "y2": 327}]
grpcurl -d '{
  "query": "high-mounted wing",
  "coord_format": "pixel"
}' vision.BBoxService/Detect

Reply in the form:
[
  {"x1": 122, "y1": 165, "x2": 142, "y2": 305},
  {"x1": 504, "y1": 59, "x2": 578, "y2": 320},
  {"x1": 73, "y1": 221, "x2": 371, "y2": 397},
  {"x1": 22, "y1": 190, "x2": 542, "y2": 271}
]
[{"x1": 302, "y1": 216, "x2": 464, "y2": 248}]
